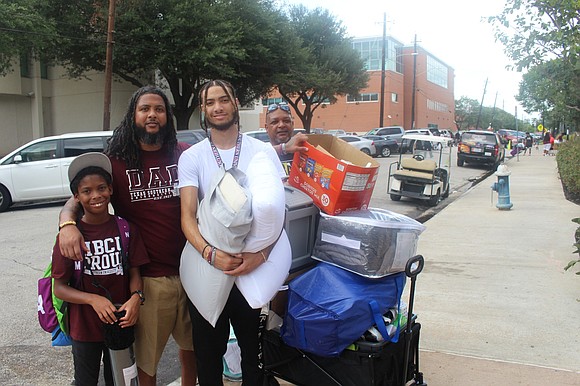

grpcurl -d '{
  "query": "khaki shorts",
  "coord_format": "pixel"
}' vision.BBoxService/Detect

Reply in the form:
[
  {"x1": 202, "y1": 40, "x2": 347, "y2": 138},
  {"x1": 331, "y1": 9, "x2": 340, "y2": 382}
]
[{"x1": 134, "y1": 276, "x2": 193, "y2": 376}]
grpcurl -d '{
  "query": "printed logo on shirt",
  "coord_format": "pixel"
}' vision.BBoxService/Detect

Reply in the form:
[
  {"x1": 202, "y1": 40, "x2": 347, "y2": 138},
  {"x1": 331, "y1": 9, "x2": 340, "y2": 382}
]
[
  {"x1": 83, "y1": 236, "x2": 124, "y2": 276},
  {"x1": 125, "y1": 164, "x2": 179, "y2": 202}
]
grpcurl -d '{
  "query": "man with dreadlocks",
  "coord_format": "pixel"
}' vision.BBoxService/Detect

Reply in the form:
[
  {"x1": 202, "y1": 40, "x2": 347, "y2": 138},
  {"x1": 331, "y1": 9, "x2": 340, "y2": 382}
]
[
  {"x1": 58, "y1": 85, "x2": 197, "y2": 386},
  {"x1": 178, "y1": 80, "x2": 286, "y2": 385}
]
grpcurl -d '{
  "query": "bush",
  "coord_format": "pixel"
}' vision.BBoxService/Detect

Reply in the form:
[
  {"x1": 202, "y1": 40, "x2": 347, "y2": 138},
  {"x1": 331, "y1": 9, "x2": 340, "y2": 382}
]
[{"x1": 556, "y1": 138, "x2": 580, "y2": 202}]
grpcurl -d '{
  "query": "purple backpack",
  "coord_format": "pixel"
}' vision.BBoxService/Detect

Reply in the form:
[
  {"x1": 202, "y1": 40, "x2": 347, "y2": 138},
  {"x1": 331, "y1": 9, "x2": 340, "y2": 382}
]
[{"x1": 37, "y1": 216, "x2": 130, "y2": 345}]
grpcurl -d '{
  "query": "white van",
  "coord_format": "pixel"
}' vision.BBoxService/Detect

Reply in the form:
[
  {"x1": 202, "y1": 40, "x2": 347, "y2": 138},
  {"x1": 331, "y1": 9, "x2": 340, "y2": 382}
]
[{"x1": 0, "y1": 131, "x2": 112, "y2": 212}]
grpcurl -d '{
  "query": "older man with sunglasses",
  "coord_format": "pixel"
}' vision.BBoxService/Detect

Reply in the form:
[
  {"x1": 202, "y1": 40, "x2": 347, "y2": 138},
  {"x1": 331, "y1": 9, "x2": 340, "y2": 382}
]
[{"x1": 265, "y1": 103, "x2": 308, "y2": 174}]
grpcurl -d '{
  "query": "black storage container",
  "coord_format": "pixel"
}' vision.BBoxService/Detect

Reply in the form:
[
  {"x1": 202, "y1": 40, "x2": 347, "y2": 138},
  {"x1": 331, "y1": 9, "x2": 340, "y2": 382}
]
[{"x1": 262, "y1": 322, "x2": 422, "y2": 386}]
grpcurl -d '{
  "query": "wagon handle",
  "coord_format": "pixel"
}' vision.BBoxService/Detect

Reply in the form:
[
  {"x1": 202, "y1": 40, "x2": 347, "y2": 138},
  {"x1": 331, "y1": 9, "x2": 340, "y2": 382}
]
[{"x1": 405, "y1": 255, "x2": 424, "y2": 278}]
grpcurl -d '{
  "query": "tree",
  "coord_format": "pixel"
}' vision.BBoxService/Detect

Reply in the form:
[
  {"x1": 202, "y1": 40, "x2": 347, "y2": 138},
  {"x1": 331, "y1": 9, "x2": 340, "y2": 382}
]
[
  {"x1": 0, "y1": 0, "x2": 55, "y2": 75},
  {"x1": 455, "y1": 96, "x2": 532, "y2": 132},
  {"x1": 488, "y1": 0, "x2": 580, "y2": 70},
  {"x1": 38, "y1": 0, "x2": 296, "y2": 129},
  {"x1": 272, "y1": 5, "x2": 369, "y2": 132}
]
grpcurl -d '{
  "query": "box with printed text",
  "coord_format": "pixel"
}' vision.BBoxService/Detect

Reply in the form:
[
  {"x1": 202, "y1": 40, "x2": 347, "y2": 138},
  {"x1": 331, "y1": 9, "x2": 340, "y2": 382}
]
[{"x1": 288, "y1": 134, "x2": 379, "y2": 215}]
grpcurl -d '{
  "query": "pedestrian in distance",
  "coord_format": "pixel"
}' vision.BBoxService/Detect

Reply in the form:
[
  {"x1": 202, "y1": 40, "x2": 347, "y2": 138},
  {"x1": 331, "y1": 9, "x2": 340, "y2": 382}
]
[
  {"x1": 264, "y1": 102, "x2": 308, "y2": 174},
  {"x1": 542, "y1": 131, "x2": 551, "y2": 156},
  {"x1": 525, "y1": 133, "x2": 533, "y2": 156},
  {"x1": 178, "y1": 79, "x2": 287, "y2": 385},
  {"x1": 58, "y1": 86, "x2": 197, "y2": 386},
  {"x1": 52, "y1": 152, "x2": 149, "y2": 386}
]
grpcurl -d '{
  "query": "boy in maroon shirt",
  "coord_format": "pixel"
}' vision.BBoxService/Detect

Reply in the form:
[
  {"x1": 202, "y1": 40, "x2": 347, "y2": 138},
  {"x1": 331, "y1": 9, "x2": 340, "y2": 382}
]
[{"x1": 52, "y1": 152, "x2": 149, "y2": 386}]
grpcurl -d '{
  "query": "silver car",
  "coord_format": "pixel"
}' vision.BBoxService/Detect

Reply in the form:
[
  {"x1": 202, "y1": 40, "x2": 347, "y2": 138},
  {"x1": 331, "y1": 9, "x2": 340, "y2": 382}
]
[{"x1": 338, "y1": 135, "x2": 376, "y2": 156}]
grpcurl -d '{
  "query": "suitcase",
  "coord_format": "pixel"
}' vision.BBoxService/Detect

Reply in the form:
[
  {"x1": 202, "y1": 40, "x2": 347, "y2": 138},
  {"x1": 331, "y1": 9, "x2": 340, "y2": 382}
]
[{"x1": 261, "y1": 255, "x2": 427, "y2": 386}]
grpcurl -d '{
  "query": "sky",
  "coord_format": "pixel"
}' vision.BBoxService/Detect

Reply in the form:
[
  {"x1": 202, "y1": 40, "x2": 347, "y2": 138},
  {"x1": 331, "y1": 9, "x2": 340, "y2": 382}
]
[{"x1": 281, "y1": 0, "x2": 530, "y2": 120}]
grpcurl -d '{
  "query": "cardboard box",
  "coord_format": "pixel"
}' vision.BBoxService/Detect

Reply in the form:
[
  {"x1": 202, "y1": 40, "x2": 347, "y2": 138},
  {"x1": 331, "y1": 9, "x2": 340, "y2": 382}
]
[{"x1": 288, "y1": 134, "x2": 379, "y2": 215}]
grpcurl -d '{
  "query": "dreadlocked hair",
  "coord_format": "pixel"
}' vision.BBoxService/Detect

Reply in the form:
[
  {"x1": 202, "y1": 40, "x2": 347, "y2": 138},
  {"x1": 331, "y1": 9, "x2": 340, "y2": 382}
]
[
  {"x1": 106, "y1": 85, "x2": 177, "y2": 169},
  {"x1": 199, "y1": 79, "x2": 239, "y2": 134}
]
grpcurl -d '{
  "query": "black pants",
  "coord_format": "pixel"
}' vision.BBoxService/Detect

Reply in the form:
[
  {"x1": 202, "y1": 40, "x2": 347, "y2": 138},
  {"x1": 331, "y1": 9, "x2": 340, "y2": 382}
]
[
  {"x1": 188, "y1": 284, "x2": 263, "y2": 386},
  {"x1": 71, "y1": 340, "x2": 113, "y2": 386}
]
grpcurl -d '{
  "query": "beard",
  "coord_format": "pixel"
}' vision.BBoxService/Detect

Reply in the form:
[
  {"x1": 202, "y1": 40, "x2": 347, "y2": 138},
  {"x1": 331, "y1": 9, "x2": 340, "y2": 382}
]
[
  {"x1": 136, "y1": 124, "x2": 165, "y2": 146},
  {"x1": 207, "y1": 112, "x2": 239, "y2": 131}
]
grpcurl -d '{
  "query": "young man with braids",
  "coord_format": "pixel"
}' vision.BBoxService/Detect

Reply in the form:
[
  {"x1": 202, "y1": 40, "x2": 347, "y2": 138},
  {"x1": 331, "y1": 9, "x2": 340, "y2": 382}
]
[
  {"x1": 178, "y1": 80, "x2": 286, "y2": 385},
  {"x1": 58, "y1": 86, "x2": 197, "y2": 386}
]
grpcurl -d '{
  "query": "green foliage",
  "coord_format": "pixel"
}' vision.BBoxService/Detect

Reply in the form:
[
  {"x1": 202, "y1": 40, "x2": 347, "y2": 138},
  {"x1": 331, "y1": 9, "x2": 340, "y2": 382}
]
[
  {"x1": 0, "y1": 0, "x2": 56, "y2": 75},
  {"x1": 38, "y1": 0, "x2": 296, "y2": 129},
  {"x1": 488, "y1": 0, "x2": 580, "y2": 71},
  {"x1": 454, "y1": 96, "x2": 533, "y2": 131},
  {"x1": 556, "y1": 138, "x2": 580, "y2": 198},
  {"x1": 274, "y1": 5, "x2": 369, "y2": 131},
  {"x1": 564, "y1": 217, "x2": 580, "y2": 275}
]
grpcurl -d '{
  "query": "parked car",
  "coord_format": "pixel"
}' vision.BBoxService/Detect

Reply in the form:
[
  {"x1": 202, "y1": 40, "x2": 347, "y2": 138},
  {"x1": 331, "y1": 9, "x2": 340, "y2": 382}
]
[
  {"x1": 338, "y1": 135, "x2": 376, "y2": 156},
  {"x1": 326, "y1": 129, "x2": 347, "y2": 136},
  {"x1": 457, "y1": 130, "x2": 505, "y2": 169},
  {"x1": 365, "y1": 126, "x2": 405, "y2": 146},
  {"x1": 0, "y1": 131, "x2": 113, "y2": 212},
  {"x1": 244, "y1": 130, "x2": 271, "y2": 142},
  {"x1": 176, "y1": 129, "x2": 207, "y2": 145},
  {"x1": 361, "y1": 135, "x2": 398, "y2": 157}
]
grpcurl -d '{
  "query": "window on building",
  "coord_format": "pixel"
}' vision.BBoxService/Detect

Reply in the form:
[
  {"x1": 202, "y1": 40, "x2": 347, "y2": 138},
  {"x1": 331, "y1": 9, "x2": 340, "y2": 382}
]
[
  {"x1": 262, "y1": 97, "x2": 285, "y2": 106},
  {"x1": 347, "y1": 93, "x2": 379, "y2": 103},
  {"x1": 426, "y1": 56, "x2": 448, "y2": 88},
  {"x1": 40, "y1": 60, "x2": 49, "y2": 79},
  {"x1": 352, "y1": 38, "x2": 402, "y2": 73},
  {"x1": 427, "y1": 99, "x2": 449, "y2": 112},
  {"x1": 391, "y1": 93, "x2": 399, "y2": 103}
]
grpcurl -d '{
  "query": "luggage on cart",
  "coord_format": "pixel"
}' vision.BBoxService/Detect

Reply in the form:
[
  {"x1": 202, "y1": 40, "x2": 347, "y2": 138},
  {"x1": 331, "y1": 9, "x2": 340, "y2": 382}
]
[{"x1": 261, "y1": 255, "x2": 427, "y2": 386}]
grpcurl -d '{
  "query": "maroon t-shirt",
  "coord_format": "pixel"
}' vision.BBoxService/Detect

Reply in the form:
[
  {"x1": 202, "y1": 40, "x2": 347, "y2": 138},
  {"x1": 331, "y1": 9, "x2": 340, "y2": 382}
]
[
  {"x1": 109, "y1": 143, "x2": 190, "y2": 277},
  {"x1": 51, "y1": 217, "x2": 149, "y2": 342}
]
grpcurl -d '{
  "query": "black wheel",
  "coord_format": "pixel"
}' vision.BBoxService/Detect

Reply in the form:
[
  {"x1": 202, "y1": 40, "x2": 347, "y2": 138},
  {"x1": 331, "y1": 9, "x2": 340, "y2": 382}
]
[
  {"x1": 0, "y1": 185, "x2": 12, "y2": 212},
  {"x1": 427, "y1": 189, "x2": 441, "y2": 207},
  {"x1": 361, "y1": 148, "x2": 371, "y2": 155},
  {"x1": 390, "y1": 194, "x2": 401, "y2": 201},
  {"x1": 457, "y1": 158, "x2": 464, "y2": 167},
  {"x1": 381, "y1": 147, "x2": 391, "y2": 157}
]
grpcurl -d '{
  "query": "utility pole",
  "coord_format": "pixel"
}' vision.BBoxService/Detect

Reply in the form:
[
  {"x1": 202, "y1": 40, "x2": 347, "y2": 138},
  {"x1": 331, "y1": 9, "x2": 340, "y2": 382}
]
[
  {"x1": 490, "y1": 91, "x2": 498, "y2": 129},
  {"x1": 379, "y1": 12, "x2": 387, "y2": 128},
  {"x1": 103, "y1": 0, "x2": 117, "y2": 131},
  {"x1": 410, "y1": 34, "x2": 418, "y2": 130},
  {"x1": 475, "y1": 78, "x2": 488, "y2": 130}
]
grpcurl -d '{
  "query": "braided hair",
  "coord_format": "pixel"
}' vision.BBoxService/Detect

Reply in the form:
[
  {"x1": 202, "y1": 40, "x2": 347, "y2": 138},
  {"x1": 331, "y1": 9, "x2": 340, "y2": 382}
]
[
  {"x1": 106, "y1": 85, "x2": 177, "y2": 169},
  {"x1": 199, "y1": 79, "x2": 239, "y2": 134}
]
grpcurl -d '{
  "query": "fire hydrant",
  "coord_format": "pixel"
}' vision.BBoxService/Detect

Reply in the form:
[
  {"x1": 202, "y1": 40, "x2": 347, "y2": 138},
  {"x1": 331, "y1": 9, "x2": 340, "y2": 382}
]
[{"x1": 491, "y1": 164, "x2": 513, "y2": 210}]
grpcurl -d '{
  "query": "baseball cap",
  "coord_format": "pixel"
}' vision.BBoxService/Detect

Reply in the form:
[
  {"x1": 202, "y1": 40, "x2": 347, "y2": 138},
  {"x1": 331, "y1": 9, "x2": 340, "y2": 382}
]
[{"x1": 68, "y1": 152, "x2": 112, "y2": 183}]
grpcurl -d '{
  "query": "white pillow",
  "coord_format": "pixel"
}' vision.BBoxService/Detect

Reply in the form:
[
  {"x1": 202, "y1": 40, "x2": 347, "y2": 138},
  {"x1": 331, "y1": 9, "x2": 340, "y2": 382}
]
[
  {"x1": 236, "y1": 230, "x2": 292, "y2": 308},
  {"x1": 180, "y1": 242, "x2": 235, "y2": 327},
  {"x1": 244, "y1": 151, "x2": 285, "y2": 253}
]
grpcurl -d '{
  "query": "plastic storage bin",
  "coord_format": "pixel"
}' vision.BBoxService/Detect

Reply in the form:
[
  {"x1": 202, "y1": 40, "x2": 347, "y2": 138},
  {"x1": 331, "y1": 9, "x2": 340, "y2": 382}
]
[
  {"x1": 283, "y1": 186, "x2": 319, "y2": 273},
  {"x1": 311, "y1": 208, "x2": 425, "y2": 277}
]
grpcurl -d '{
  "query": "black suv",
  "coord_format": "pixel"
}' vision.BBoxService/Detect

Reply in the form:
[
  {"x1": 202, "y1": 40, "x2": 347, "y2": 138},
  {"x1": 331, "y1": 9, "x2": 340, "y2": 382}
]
[{"x1": 457, "y1": 130, "x2": 505, "y2": 169}]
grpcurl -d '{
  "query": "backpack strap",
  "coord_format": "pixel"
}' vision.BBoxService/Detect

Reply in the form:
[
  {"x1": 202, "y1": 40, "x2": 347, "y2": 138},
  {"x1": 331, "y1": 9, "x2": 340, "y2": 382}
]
[{"x1": 114, "y1": 215, "x2": 130, "y2": 270}]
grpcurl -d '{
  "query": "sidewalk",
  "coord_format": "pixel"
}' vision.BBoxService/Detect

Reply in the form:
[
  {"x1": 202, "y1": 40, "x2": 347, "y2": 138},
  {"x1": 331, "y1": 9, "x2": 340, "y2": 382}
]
[{"x1": 412, "y1": 150, "x2": 580, "y2": 385}]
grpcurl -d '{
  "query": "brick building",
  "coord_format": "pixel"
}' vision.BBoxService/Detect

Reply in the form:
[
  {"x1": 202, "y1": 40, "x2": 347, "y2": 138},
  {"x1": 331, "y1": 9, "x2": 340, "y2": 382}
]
[{"x1": 259, "y1": 35, "x2": 455, "y2": 133}]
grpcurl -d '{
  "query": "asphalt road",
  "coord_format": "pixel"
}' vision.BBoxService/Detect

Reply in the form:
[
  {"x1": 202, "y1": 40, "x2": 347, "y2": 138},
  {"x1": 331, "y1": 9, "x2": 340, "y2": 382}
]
[{"x1": 0, "y1": 146, "x2": 493, "y2": 385}]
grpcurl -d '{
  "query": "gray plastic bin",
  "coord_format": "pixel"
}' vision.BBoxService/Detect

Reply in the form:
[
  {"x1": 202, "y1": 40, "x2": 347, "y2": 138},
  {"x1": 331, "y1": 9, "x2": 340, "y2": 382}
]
[{"x1": 284, "y1": 186, "x2": 319, "y2": 273}]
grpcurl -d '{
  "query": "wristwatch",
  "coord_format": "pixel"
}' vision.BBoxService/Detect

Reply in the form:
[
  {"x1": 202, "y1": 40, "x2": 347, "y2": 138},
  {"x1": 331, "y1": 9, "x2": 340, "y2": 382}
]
[{"x1": 131, "y1": 290, "x2": 145, "y2": 305}]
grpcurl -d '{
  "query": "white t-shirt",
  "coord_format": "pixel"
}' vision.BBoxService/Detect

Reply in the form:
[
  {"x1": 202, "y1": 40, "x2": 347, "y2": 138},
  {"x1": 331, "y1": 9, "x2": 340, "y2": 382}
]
[{"x1": 178, "y1": 133, "x2": 285, "y2": 199}]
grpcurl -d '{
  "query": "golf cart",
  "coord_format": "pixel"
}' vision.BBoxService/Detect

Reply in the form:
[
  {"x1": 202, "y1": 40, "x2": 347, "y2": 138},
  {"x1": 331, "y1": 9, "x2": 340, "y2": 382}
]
[{"x1": 387, "y1": 134, "x2": 452, "y2": 206}]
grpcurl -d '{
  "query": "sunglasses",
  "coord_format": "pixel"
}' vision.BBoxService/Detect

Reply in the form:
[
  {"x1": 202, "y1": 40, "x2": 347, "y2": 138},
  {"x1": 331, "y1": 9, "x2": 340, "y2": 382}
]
[{"x1": 267, "y1": 103, "x2": 291, "y2": 113}]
